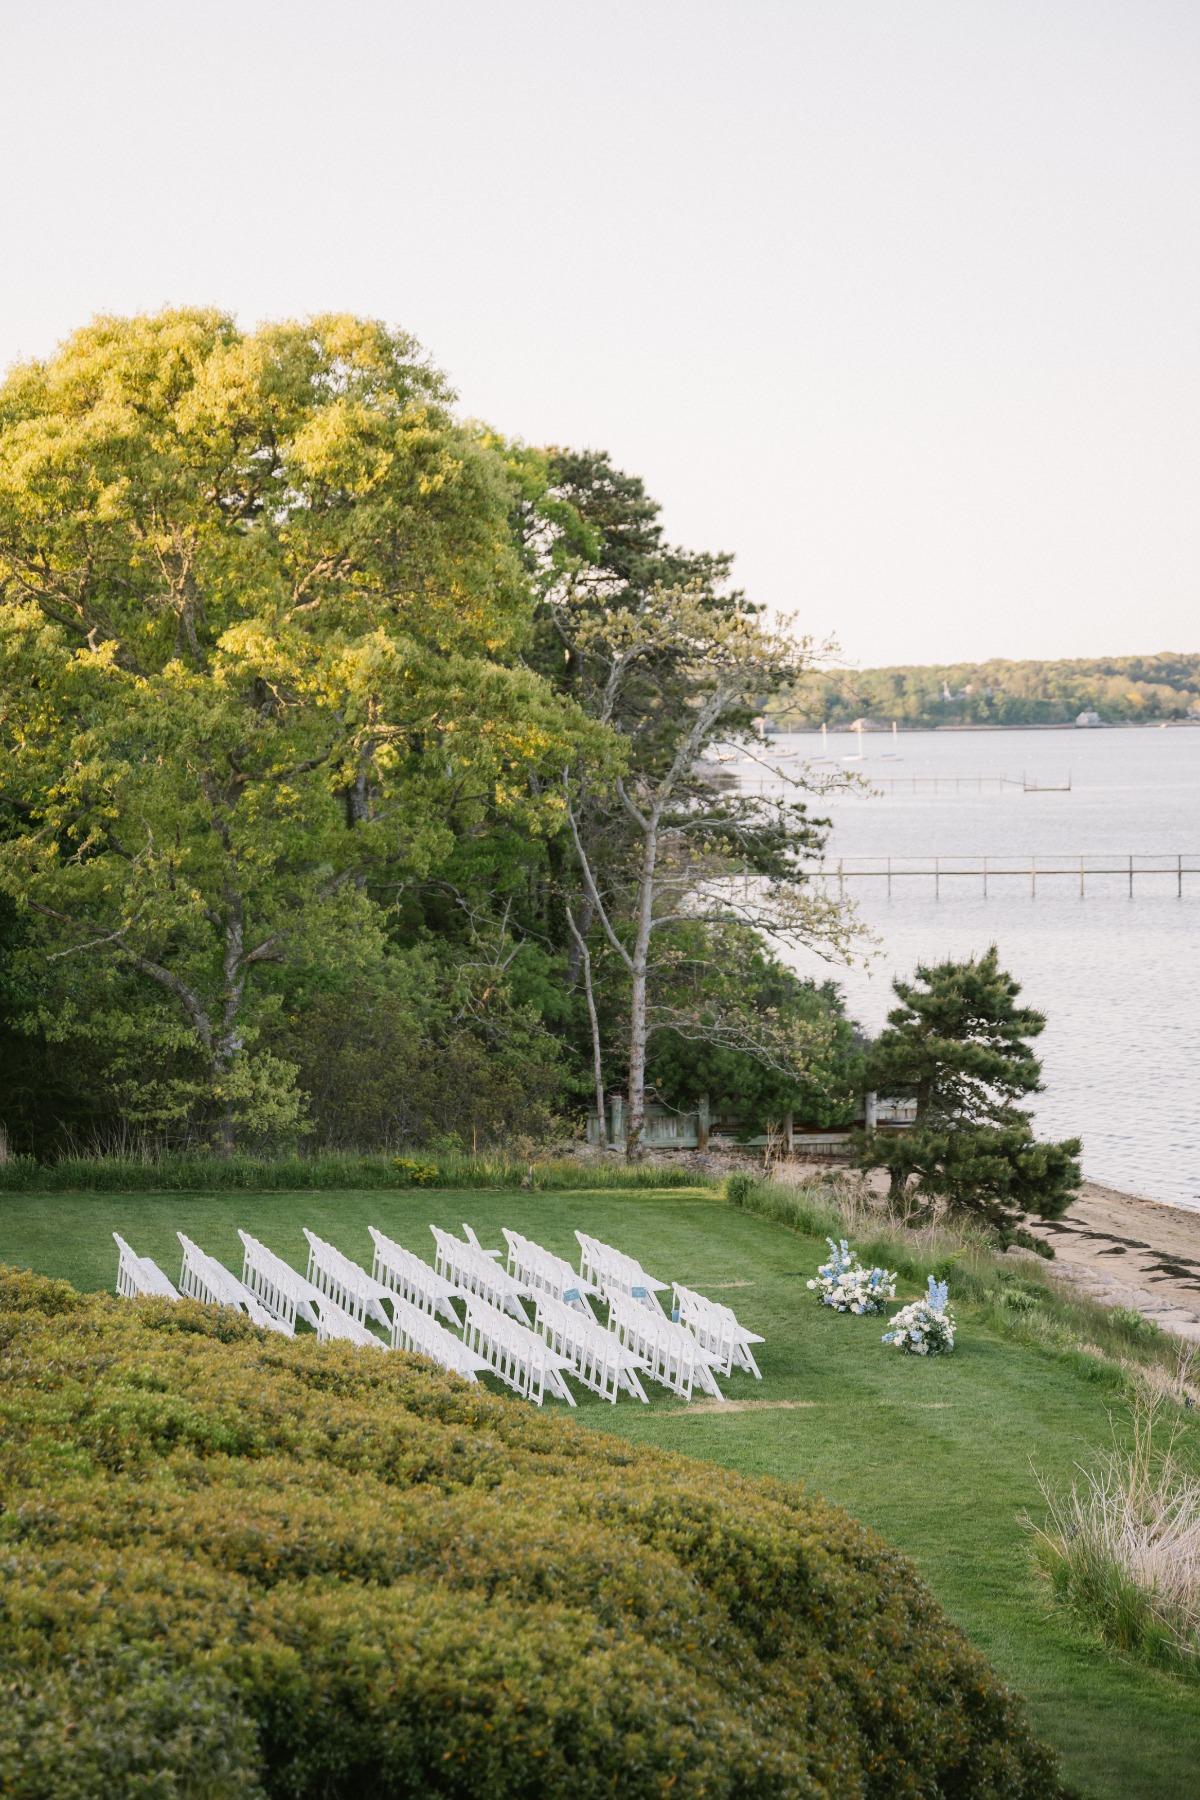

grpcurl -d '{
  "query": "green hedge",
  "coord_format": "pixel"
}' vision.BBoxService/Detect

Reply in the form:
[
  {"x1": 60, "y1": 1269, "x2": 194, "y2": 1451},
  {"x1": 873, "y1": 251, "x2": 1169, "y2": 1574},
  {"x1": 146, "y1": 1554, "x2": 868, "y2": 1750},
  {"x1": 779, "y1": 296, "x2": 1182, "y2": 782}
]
[
  {"x1": 0, "y1": 1268, "x2": 1071, "y2": 1798},
  {"x1": 0, "y1": 1150, "x2": 707, "y2": 1194}
]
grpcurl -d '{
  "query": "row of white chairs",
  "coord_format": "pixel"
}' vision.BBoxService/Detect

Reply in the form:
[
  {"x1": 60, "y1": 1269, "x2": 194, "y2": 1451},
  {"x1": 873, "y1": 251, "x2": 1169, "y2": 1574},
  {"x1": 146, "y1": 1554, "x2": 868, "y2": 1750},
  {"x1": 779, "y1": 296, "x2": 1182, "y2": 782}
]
[{"x1": 113, "y1": 1219, "x2": 765, "y2": 1407}]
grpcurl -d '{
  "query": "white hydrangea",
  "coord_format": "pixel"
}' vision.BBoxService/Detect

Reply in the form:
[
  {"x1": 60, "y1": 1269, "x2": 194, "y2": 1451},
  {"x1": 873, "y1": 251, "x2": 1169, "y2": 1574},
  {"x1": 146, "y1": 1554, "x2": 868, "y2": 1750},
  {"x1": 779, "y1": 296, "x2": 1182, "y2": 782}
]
[
  {"x1": 882, "y1": 1277, "x2": 956, "y2": 1355},
  {"x1": 807, "y1": 1238, "x2": 897, "y2": 1316}
]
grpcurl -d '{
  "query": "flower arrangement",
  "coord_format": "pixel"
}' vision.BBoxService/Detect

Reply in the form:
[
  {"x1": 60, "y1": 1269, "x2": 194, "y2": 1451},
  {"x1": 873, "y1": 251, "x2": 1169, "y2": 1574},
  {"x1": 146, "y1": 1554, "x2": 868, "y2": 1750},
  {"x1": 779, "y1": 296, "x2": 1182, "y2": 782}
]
[
  {"x1": 807, "y1": 1238, "x2": 897, "y2": 1315},
  {"x1": 882, "y1": 1276, "x2": 956, "y2": 1355}
]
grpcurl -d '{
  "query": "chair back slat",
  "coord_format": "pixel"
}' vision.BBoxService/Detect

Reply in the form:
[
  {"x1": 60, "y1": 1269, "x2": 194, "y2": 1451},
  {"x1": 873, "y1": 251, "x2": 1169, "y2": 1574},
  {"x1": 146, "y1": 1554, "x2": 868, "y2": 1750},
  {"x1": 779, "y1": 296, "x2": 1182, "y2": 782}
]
[
  {"x1": 574, "y1": 1232, "x2": 669, "y2": 1316},
  {"x1": 239, "y1": 1231, "x2": 325, "y2": 1333},
  {"x1": 606, "y1": 1290, "x2": 724, "y2": 1402},
  {"x1": 503, "y1": 1229, "x2": 599, "y2": 1317},
  {"x1": 390, "y1": 1293, "x2": 488, "y2": 1381},
  {"x1": 303, "y1": 1230, "x2": 393, "y2": 1329}
]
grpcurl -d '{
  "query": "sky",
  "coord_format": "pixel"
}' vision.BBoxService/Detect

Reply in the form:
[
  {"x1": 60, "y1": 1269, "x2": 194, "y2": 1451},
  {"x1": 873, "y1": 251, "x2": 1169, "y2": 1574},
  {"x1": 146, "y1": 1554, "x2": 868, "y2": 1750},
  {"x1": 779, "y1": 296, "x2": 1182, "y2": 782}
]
[{"x1": 1, "y1": 1, "x2": 1197, "y2": 667}]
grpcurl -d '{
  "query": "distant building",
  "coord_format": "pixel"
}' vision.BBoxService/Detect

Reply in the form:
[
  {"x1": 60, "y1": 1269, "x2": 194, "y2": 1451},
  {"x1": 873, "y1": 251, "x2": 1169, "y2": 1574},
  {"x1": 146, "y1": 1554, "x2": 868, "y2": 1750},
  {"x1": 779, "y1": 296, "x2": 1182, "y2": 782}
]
[{"x1": 1075, "y1": 711, "x2": 1103, "y2": 728}]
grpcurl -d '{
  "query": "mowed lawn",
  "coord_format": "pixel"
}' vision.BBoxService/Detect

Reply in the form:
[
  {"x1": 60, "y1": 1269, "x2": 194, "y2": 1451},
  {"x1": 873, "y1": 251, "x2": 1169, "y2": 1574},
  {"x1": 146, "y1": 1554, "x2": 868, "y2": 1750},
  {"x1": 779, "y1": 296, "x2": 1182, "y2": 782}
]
[{"x1": 3, "y1": 1186, "x2": 1199, "y2": 1800}]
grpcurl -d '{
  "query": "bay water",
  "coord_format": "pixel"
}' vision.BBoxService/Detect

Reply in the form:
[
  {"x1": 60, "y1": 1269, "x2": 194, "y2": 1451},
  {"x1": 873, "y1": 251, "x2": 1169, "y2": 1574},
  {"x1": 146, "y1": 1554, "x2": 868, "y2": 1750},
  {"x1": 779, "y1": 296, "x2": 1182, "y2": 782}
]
[{"x1": 754, "y1": 726, "x2": 1200, "y2": 1211}]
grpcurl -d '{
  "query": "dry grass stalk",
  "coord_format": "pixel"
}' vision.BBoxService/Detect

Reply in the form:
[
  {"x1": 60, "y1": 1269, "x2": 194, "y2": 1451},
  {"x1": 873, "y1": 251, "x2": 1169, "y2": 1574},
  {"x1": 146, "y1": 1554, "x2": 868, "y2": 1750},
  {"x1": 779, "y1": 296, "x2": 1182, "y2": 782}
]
[{"x1": 1032, "y1": 1373, "x2": 1200, "y2": 1667}]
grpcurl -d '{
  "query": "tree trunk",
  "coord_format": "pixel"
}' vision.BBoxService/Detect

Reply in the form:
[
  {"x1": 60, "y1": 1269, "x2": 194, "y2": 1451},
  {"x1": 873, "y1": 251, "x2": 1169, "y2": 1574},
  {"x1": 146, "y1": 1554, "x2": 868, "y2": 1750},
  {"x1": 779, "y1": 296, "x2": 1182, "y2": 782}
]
[
  {"x1": 625, "y1": 813, "x2": 659, "y2": 1161},
  {"x1": 565, "y1": 891, "x2": 594, "y2": 988},
  {"x1": 214, "y1": 1091, "x2": 237, "y2": 1158},
  {"x1": 566, "y1": 907, "x2": 606, "y2": 1149}
]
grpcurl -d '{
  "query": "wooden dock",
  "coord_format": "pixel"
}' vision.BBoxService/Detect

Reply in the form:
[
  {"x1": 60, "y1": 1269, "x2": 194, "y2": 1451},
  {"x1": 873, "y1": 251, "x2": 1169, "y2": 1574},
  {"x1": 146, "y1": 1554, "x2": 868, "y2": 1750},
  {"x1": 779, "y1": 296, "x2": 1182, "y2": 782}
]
[
  {"x1": 866, "y1": 774, "x2": 1070, "y2": 794},
  {"x1": 807, "y1": 854, "x2": 1199, "y2": 897}
]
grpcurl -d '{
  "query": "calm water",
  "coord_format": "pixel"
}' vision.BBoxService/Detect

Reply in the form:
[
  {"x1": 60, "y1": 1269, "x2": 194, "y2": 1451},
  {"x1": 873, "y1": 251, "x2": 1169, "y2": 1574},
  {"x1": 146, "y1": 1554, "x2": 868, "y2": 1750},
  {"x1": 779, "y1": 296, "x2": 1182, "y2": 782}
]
[{"x1": 755, "y1": 727, "x2": 1200, "y2": 1211}]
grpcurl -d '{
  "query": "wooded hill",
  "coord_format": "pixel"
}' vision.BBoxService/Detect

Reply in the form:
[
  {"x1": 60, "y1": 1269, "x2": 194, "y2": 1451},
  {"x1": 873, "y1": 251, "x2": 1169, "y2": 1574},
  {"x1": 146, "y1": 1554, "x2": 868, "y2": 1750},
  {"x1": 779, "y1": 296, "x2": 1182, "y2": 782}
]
[{"x1": 776, "y1": 653, "x2": 1200, "y2": 728}]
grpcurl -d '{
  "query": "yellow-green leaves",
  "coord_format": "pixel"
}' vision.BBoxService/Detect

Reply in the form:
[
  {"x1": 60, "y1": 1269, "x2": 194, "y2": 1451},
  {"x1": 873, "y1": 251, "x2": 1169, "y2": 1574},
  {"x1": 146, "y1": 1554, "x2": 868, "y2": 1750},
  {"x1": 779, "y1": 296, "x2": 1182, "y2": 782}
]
[{"x1": 0, "y1": 309, "x2": 598, "y2": 1146}]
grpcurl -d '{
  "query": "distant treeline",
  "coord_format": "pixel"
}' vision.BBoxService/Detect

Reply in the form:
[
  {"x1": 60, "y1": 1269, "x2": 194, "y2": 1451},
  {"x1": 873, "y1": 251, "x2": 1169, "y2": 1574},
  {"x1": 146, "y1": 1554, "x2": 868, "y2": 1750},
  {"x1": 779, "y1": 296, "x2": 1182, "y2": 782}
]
[{"x1": 777, "y1": 653, "x2": 1200, "y2": 728}]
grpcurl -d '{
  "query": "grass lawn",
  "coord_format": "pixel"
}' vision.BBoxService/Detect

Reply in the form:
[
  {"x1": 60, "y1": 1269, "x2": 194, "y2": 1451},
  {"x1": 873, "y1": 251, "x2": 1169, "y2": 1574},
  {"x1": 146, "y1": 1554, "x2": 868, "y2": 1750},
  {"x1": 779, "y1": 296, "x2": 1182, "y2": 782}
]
[{"x1": 3, "y1": 1184, "x2": 1198, "y2": 1800}]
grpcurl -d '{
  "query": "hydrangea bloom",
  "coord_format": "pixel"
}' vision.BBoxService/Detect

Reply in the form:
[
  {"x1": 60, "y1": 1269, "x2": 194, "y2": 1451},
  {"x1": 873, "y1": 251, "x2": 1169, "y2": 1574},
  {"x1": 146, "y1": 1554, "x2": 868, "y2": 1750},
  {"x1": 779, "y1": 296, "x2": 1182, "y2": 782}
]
[
  {"x1": 882, "y1": 1275, "x2": 956, "y2": 1355},
  {"x1": 807, "y1": 1238, "x2": 897, "y2": 1315}
]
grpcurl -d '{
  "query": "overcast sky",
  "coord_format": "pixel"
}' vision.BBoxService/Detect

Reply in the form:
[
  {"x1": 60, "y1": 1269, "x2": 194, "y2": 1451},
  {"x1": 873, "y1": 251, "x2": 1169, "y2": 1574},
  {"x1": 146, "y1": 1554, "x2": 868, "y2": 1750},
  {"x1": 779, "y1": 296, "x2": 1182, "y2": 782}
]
[{"x1": 2, "y1": 1, "x2": 1197, "y2": 666}]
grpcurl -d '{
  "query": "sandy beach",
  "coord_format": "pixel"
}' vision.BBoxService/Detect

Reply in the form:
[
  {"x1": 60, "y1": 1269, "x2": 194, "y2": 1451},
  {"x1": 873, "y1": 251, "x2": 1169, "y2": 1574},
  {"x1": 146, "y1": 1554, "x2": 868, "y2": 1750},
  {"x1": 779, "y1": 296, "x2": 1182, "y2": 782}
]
[{"x1": 1028, "y1": 1182, "x2": 1200, "y2": 1342}]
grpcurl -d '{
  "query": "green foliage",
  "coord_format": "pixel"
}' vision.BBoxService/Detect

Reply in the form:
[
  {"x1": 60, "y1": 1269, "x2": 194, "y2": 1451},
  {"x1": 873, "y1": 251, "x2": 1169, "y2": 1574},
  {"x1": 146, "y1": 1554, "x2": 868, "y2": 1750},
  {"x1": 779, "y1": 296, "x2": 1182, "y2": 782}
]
[
  {"x1": 0, "y1": 1268, "x2": 1068, "y2": 1798},
  {"x1": 856, "y1": 949, "x2": 1082, "y2": 1229},
  {"x1": 1, "y1": 1656, "x2": 265, "y2": 1800},
  {"x1": 723, "y1": 1172, "x2": 757, "y2": 1206},
  {"x1": 779, "y1": 652, "x2": 1200, "y2": 728},
  {"x1": 648, "y1": 944, "x2": 862, "y2": 1133}
]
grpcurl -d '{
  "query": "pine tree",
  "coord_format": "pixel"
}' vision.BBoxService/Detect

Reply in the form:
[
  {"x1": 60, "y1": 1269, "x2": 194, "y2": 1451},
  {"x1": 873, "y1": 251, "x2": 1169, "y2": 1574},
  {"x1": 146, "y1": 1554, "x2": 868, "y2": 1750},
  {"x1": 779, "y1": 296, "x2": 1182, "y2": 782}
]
[{"x1": 858, "y1": 947, "x2": 1081, "y2": 1232}]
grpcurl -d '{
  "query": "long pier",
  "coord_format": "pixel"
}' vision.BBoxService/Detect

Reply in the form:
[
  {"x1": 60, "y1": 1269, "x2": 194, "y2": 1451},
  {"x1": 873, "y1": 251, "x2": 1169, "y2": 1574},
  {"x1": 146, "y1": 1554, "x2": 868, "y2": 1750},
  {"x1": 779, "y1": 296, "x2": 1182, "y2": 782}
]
[
  {"x1": 866, "y1": 773, "x2": 1070, "y2": 794},
  {"x1": 809, "y1": 854, "x2": 1199, "y2": 897}
]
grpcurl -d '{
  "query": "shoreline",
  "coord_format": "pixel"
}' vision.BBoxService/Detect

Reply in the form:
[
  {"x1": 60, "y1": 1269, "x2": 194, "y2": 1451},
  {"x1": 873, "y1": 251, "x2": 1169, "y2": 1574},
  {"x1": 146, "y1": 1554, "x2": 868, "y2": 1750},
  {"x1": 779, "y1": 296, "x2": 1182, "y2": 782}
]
[
  {"x1": 1027, "y1": 1182, "x2": 1200, "y2": 1342},
  {"x1": 767, "y1": 720, "x2": 1200, "y2": 734}
]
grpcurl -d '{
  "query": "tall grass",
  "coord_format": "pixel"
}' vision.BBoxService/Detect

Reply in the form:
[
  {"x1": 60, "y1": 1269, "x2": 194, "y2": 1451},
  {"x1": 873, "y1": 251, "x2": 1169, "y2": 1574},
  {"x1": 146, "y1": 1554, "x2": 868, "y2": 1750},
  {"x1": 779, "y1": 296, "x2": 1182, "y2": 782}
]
[
  {"x1": 0, "y1": 1148, "x2": 712, "y2": 1195},
  {"x1": 1032, "y1": 1377, "x2": 1200, "y2": 1672}
]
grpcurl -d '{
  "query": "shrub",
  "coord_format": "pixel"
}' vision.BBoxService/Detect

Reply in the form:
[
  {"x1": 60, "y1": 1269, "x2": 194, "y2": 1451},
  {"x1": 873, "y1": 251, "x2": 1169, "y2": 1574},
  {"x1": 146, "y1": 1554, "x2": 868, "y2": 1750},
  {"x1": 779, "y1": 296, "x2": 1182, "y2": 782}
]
[
  {"x1": 392, "y1": 1157, "x2": 439, "y2": 1186},
  {"x1": 723, "y1": 1171, "x2": 757, "y2": 1206},
  {"x1": 1107, "y1": 1306, "x2": 1160, "y2": 1342},
  {"x1": 0, "y1": 1269, "x2": 1068, "y2": 1798}
]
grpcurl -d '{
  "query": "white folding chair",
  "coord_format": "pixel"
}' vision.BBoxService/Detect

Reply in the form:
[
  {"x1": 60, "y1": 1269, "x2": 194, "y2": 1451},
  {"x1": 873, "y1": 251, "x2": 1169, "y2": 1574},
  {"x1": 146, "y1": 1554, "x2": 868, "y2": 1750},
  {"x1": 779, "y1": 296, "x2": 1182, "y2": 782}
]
[
  {"x1": 176, "y1": 1233, "x2": 291, "y2": 1334},
  {"x1": 606, "y1": 1289, "x2": 724, "y2": 1402},
  {"x1": 461, "y1": 1295, "x2": 577, "y2": 1406},
  {"x1": 390, "y1": 1293, "x2": 490, "y2": 1382},
  {"x1": 532, "y1": 1291, "x2": 649, "y2": 1405},
  {"x1": 237, "y1": 1230, "x2": 378, "y2": 1346},
  {"x1": 672, "y1": 1282, "x2": 764, "y2": 1379},
  {"x1": 113, "y1": 1233, "x2": 179, "y2": 1301},
  {"x1": 575, "y1": 1231, "x2": 670, "y2": 1317},
  {"x1": 239, "y1": 1231, "x2": 324, "y2": 1332},
  {"x1": 461, "y1": 1222, "x2": 502, "y2": 1260},
  {"x1": 503, "y1": 1229, "x2": 599, "y2": 1317},
  {"x1": 430, "y1": 1225, "x2": 529, "y2": 1320},
  {"x1": 303, "y1": 1230, "x2": 393, "y2": 1330},
  {"x1": 368, "y1": 1227, "x2": 461, "y2": 1324}
]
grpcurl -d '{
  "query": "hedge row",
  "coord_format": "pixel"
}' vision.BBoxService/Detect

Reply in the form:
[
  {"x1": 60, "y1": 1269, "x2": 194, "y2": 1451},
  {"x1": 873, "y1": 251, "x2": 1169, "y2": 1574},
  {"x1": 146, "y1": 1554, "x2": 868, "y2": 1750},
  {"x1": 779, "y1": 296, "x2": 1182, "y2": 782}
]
[
  {"x1": 0, "y1": 1268, "x2": 1072, "y2": 1798},
  {"x1": 0, "y1": 1150, "x2": 707, "y2": 1194}
]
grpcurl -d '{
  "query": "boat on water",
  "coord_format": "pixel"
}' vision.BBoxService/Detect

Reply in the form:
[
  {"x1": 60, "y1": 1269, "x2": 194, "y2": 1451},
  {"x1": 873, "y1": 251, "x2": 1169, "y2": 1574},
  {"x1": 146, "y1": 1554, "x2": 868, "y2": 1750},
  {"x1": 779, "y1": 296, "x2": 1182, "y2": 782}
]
[
  {"x1": 807, "y1": 721, "x2": 836, "y2": 765},
  {"x1": 881, "y1": 721, "x2": 901, "y2": 760}
]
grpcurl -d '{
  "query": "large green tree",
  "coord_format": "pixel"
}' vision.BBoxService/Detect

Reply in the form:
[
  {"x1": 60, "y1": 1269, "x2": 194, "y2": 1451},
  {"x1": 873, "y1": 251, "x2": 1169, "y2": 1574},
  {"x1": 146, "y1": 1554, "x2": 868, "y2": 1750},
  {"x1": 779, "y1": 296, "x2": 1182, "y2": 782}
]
[
  {"x1": 0, "y1": 310, "x2": 598, "y2": 1150},
  {"x1": 856, "y1": 948, "x2": 1081, "y2": 1229},
  {"x1": 500, "y1": 446, "x2": 856, "y2": 1156}
]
